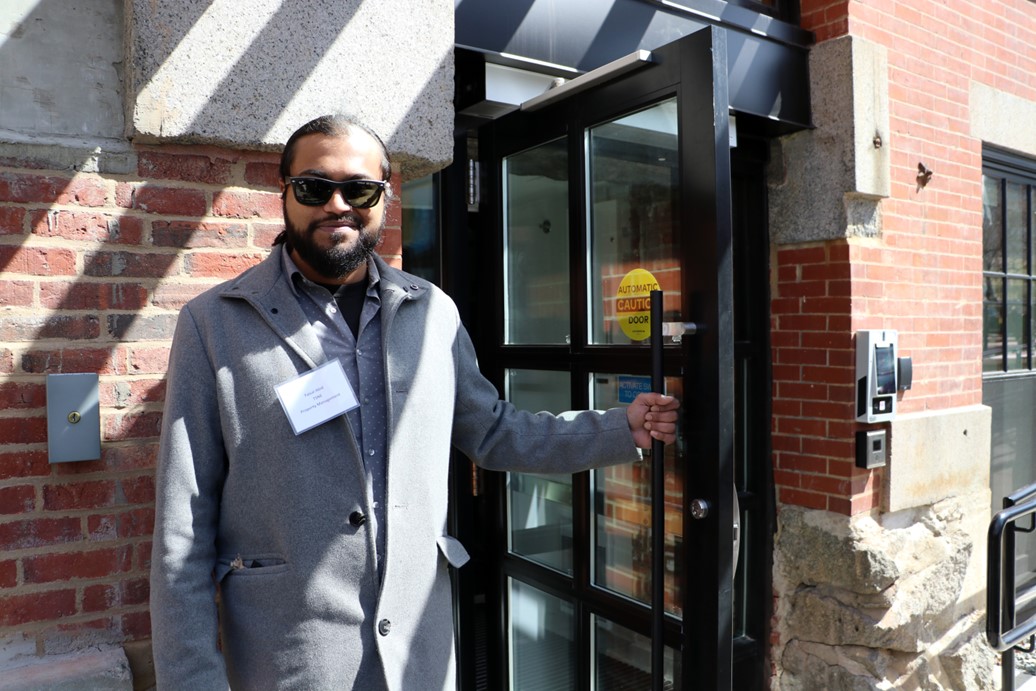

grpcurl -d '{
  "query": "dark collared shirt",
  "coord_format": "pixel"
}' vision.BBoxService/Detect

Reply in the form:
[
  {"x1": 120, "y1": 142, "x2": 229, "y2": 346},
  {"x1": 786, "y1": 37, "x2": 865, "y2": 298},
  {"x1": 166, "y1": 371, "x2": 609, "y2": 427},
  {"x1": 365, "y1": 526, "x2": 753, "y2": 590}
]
[{"x1": 281, "y1": 247, "x2": 389, "y2": 572}]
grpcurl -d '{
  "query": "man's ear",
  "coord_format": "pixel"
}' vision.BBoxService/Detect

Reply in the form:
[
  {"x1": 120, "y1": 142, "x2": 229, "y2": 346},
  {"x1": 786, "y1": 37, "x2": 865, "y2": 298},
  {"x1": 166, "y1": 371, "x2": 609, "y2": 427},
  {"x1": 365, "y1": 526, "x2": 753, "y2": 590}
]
[{"x1": 279, "y1": 178, "x2": 287, "y2": 200}]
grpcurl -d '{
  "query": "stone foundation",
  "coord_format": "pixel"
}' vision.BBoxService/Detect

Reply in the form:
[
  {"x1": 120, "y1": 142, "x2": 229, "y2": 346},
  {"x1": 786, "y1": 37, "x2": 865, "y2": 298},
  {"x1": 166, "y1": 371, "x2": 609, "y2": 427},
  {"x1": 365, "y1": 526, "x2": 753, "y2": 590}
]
[{"x1": 772, "y1": 492, "x2": 995, "y2": 689}]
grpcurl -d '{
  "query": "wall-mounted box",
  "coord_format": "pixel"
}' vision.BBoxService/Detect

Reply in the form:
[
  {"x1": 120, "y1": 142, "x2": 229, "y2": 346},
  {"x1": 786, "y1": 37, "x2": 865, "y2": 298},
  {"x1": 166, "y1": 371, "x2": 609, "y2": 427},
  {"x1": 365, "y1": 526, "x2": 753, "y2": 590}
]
[
  {"x1": 856, "y1": 330, "x2": 898, "y2": 423},
  {"x1": 46, "y1": 373, "x2": 101, "y2": 463}
]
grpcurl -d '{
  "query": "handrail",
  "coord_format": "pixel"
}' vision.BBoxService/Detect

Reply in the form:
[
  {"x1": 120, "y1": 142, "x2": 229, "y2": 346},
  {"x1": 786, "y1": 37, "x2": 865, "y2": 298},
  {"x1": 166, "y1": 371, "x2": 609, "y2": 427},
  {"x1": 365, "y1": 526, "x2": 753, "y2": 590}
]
[{"x1": 987, "y1": 482, "x2": 1036, "y2": 653}]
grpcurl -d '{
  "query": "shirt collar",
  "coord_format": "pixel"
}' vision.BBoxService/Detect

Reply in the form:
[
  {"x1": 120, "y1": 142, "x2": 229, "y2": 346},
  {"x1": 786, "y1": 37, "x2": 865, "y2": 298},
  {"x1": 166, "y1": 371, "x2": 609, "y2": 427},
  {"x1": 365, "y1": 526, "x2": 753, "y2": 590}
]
[{"x1": 280, "y1": 243, "x2": 381, "y2": 298}]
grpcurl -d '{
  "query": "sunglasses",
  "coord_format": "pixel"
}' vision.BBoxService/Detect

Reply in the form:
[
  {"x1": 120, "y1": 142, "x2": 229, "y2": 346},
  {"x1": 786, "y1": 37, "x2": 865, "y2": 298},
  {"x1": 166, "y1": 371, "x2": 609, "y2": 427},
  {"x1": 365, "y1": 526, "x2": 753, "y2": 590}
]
[{"x1": 287, "y1": 176, "x2": 387, "y2": 208}]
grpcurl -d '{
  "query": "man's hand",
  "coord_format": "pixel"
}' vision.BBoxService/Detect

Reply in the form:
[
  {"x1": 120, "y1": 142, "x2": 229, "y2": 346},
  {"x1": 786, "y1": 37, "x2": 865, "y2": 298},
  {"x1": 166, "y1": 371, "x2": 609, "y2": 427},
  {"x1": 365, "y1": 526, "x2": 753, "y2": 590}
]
[{"x1": 626, "y1": 393, "x2": 680, "y2": 449}]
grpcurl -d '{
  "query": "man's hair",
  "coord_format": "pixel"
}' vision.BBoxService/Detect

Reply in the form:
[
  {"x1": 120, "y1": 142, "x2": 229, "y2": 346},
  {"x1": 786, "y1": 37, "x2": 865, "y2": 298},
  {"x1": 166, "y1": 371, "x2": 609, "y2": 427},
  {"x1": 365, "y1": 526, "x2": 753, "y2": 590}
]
[
  {"x1": 275, "y1": 115, "x2": 392, "y2": 246},
  {"x1": 279, "y1": 114, "x2": 392, "y2": 183}
]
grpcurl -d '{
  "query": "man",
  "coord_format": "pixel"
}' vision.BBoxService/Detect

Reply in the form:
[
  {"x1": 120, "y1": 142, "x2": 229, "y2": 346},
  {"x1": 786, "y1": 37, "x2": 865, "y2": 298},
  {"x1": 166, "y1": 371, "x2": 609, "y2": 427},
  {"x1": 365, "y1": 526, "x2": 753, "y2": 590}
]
[{"x1": 150, "y1": 115, "x2": 680, "y2": 690}]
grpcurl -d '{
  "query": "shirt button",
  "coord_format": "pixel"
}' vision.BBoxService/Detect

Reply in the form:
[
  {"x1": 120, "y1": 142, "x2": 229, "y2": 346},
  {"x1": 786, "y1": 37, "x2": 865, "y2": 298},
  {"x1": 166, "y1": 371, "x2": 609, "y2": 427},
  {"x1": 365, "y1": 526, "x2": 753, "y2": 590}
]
[
  {"x1": 356, "y1": 349, "x2": 362, "y2": 356},
  {"x1": 378, "y1": 619, "x2": 392, "y2": 636},
  {"x1": 368, "y1": 448, "x2": 375, "y2": 457},
  {"x1": 329, "y1": 306, "x2": 337, "y2": 314},
  {"x1": 349, "y1": 511, "x2": 366, "y2": 527}
]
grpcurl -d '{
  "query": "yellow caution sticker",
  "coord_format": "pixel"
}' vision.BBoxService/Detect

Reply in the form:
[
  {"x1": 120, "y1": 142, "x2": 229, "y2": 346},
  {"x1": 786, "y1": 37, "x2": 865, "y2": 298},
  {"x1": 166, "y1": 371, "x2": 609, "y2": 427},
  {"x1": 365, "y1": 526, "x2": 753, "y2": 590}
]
[{"x1": 615, "y1": 268, "x2": 660, "y2": 341}]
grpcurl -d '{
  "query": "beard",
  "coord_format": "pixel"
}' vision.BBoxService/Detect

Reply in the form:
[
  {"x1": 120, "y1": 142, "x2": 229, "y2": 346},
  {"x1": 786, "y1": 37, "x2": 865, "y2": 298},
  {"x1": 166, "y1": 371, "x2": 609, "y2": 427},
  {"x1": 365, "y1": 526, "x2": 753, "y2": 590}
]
[{"x1": 283, "y1": 209, "x2": 383, "y2": 282}]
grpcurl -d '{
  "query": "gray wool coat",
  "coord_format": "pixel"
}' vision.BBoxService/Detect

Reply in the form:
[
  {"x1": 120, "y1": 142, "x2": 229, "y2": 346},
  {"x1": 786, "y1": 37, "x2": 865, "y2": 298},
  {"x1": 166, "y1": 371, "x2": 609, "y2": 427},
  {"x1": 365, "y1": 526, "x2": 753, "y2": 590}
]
[{"x1": 150, "y1": 248, "x2": 641, "y2": 690}]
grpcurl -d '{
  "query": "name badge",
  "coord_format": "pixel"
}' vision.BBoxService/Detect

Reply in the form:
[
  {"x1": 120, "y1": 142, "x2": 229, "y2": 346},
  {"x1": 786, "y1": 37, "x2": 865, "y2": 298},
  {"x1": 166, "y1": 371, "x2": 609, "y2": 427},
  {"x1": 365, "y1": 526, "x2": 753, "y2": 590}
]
[{"x1": 275, "y1": 359, "x2": 359, "y2": 435}]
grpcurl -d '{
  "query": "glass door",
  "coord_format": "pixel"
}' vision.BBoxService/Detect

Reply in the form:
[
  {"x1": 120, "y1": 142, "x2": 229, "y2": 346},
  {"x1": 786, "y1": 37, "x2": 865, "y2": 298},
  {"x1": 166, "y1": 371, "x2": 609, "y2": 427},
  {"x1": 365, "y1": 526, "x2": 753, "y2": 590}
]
[{"x1": 477, "y1": 27, "x2": 747, "y2": 691}]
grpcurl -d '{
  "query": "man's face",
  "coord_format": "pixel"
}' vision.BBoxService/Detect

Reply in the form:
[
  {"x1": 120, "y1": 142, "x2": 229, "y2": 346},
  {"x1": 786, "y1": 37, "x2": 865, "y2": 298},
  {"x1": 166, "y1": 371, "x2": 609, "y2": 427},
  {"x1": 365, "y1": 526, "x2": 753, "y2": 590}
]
[{"x1": 280, "y1": 131, "x2": 388, "y2": 285}]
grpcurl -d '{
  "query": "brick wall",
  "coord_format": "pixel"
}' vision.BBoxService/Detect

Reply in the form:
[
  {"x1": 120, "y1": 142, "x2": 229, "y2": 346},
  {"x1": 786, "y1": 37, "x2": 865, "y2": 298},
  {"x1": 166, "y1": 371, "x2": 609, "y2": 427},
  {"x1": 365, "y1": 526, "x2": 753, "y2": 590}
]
[
  {"x1": 0, "y1": 144, "x2": 401, "y2": 659},
  {"x1": 771, "y1": 0, "x2": 1034, "y2": 515}
]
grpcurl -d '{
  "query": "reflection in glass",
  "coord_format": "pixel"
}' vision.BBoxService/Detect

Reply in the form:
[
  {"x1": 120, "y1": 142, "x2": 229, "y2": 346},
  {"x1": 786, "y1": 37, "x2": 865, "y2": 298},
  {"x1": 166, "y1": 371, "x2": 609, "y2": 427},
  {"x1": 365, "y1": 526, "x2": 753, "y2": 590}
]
[
  {"x1": 509, "y1": 579, "x2": 575, "y2": 690},
  {"x1": 984, "y1": 277, "x2": 1005, "y2": 372},
  {"x1": 1007, "y1": 181, "x2": 1028, "y2": 274},
  {"x1": 1007, "y1": 279, "x2": 1030, "y2": 371},
  {"x1": 588, "y1": 99, "x2": 681, "y2": 345},
  {"x1": 504, "y1": 138, "x2": 570, "y2": 344},
  {"x1": 593, "y1": 615, "x2": 679, "y2": 690},
  {"x1": 983, "y1": 176, "x2": 1003, "y2": 273},
  {"x1": 590, "y1": 373, "x2": 684, "y2": 617},
  {"x1": 401, "y1": 175, "x2": 438, "y2": 284},
  {"x1": 506, "y1": 370, "x2": 574, "y2": 574}
]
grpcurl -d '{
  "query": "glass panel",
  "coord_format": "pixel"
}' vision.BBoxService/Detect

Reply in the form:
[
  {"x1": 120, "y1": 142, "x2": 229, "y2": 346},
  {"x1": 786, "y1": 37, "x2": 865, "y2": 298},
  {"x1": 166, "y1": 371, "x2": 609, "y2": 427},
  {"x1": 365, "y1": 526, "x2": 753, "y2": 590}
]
[
  {"x1": 509, "y1": 579, "x2": 575, "y2": 690},
  {"x1": 984, "y1": 276, "x2": 1005, "y2": 373},
  {"x1": 506, "y1": 369, "x2": 574, "y2": 574},
  {"x1": 504, "y1": 138, "x2": 571, "y2": 344},
  {"x1": 1007, "y1": 279, "x2": 1029, "y2": 371},
  {"x1": 400, "y1": 175, "x2": 438, "y2": 283},
  {"x1": 590, "y1": 373, "x2": 684, "y2": 618},
  {"x1": 593, "y1": 614, "x2": 680, "y2": 690},
  {"x1": 588, "y1": 99, "x2": 681, "y2": 345},
  {"x1": 982, "y1": 175, "x2": 1002, "y2": 273},
  {"x1": 1007, "y1": 181, "x2": 1028, "y2": 274}
]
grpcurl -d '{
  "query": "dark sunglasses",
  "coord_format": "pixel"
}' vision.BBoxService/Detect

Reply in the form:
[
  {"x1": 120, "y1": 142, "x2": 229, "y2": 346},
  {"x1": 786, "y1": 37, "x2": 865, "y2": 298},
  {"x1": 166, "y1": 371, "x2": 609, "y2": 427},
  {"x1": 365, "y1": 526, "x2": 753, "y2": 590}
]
[{"x1": 287, "y1": 176, "x2": 387, "y2": 208}]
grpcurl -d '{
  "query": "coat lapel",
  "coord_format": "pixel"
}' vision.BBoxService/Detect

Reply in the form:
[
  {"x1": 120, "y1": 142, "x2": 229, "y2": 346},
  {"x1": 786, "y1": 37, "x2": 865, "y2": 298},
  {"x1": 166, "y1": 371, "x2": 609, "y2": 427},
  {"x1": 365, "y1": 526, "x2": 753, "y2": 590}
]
[{"x1": 219, "y1": 248, "x2": 329, "y2": 370}]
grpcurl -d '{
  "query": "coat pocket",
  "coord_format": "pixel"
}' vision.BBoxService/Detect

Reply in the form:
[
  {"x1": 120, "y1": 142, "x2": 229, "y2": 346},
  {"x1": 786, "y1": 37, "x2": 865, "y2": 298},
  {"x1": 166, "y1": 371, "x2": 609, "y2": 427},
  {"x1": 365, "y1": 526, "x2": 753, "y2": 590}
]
[
  {"x1": 215, "y1": 553, "x2": 289, "y2": 582},
  {"x1": 435, "y1": 535, "x2": 470, "y2": 568}
]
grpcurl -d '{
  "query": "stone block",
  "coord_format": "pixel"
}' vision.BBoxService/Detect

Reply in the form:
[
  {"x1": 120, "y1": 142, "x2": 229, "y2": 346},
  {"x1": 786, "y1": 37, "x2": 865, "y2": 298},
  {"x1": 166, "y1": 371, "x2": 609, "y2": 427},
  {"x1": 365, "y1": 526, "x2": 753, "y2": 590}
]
[
  {"x1": 884, "y1": 405, "x2": 991, "y2": 513},
  {"x1": 768, "y1": 35, "x2": 890, "y2": 244},
  {"x1": 1, "y1": 647, "x2": 132, "y2": 690},
  {"x1": 126, "y1": 0, "x2": 454, "y2": 179}
]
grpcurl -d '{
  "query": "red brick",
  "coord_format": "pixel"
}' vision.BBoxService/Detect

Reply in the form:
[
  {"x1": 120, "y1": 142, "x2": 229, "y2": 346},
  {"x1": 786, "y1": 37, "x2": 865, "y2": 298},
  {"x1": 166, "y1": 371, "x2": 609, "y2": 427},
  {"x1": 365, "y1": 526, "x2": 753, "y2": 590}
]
[
  {"x1": 19, "y1": 346, "x2": 125, "y2": 375},
  {"x1": 0, "y1": 315, "x2": 100, "y2": 342},
  {"x1": 127, "y1": 347, "x2": 172, "y2": 375},
  {"x1": 24, "y1": 545, "x2": 132, "y2": 583},
  {"x1": 0, "y1": 517, "x2": 82, "y2": 550},
  {"x1": 0, "y1": 172, "x2": 72, "y2": 204},
  {"x1": 130, "y1": 185, "x2": 207, "y2": 217},
  {"x1": 40, "y1": 281, "x2": 150, "y2": 311},
  {"x1": 135, "y1": 541, "x2": 152, "y2": 571},
  {"x1": 0, "y1": 485, "x2": 36, "y2": 514},
  {"x1": 121, "y1": 610, "x2": 152, "y2": 640},
  {"x1": 0, "y1": 416, "x2": 47, "y2": 444},
  {"x1": 103, "y1": 411, "x2": 163, "y2": 441},
  {"x1": 152, "y1": 220, "x2": 249, "y2": 248},
  {"x1": 106, "y1": 313, "x2": 178, "y2": 341},
  {"x1": 120, "y1": 475, "x2": 155, "y2": 504},
  {"x1": 100, "y1": 444, "x2": 158, "y2": 472},
  {"x1": 99, "y1": 378, "x2": 165, "y2": 408},
  {"x1": 87, "y1": 514, "x2": 117, "y2": 541},
  {"x1": 0, "y1": 381, "x2": 45, "y2": 409},
  {"x1": 184, "y1": 252, "x2": 264, "y2": 277},
  {"x1": 0, "y1": 450, "x2": 50, "y2": 480},
  {"x1": 30, "y1": 210, "x2": 139, "y2": 244},
  {"x1": 138, "y1": 151, "x2": 234, "y2": 185},
  {"x1": 0, "y1": 206, "x2": 26, "y2": 235},
  {"x1": 777, "y1": 487, "x2": 828, "y2": 511},
  {"x1": 151, "y1": 282, "x2": 211, "y2": 309},
  {"x1": 0, "y1": 559, "x2": 16, "y2": 587},
  {"x1": 0, "y1": 590, "x2": 76, "y2": 627},
  {"x1": 0, "y1": 246, "x2": 77, "y2": 276},
  {"x1": 0, "y1": 280, "x2": 33, "y2": 307},
  {"x1": 43, "y1": 480, "x2": 116, "y2": 511},
  {"x1": 84, "y1": 251, "x2": 180, "y2": 279},
  {"x1": 245, "y1": 161, "x2": 282, "y2": 188},
  {"x1": 118, "y1": 508, "x2": 155, "y2": 538},
  {"x1": 211, "y1": 190, "x2": 282, "y2": 220}
]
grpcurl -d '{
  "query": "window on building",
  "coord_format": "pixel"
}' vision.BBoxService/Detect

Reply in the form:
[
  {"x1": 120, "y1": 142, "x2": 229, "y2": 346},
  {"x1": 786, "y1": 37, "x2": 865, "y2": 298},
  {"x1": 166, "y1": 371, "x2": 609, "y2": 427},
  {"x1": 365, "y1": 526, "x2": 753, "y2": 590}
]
[
  {"x1": 983, "y1": 147, "x2": 1036, "y2": 374},
  {"x1": 401, "y1": 174, "x2": 440, "y2": 284}
]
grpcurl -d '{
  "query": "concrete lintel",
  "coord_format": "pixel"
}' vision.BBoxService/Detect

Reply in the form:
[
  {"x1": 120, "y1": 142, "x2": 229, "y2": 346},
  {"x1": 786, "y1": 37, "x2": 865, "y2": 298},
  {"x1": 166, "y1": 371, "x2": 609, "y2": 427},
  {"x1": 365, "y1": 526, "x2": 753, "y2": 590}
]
[
  {"x1": 970, "y1": 81, "x2": 1036, "y2": 158},
  {"x1": 1, "y1": 647, "x2": 132, "y2": 691},
  {"x1": 126, "y1": 0, "x2": 455, "y2": 180}
]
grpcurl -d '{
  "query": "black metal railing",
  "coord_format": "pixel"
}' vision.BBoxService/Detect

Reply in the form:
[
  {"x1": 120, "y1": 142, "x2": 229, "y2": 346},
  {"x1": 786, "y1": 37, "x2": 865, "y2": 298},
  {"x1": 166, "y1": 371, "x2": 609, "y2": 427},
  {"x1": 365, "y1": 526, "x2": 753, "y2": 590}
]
[{"x1": 987, "y1": 481, "x2": 1036, "y2": 691}]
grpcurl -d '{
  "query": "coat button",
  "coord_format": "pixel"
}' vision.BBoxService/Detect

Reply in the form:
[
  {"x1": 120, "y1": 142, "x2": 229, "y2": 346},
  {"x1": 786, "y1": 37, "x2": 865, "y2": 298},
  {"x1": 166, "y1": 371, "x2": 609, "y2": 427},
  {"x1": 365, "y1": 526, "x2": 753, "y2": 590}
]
[
  {"x1": 378, "y1": 619, "x2": 392, "y2": 636},
  {"x1": 349, "y1": 511, "x2": 366, "y2": 527}
]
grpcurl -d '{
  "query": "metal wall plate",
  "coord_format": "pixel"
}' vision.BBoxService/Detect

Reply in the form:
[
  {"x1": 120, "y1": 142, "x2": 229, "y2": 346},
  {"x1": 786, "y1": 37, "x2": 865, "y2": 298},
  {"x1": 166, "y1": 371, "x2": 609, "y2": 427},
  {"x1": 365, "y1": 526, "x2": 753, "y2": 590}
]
[{"x1": 46, "y1": 373, "x2": 101, "y2": 463}]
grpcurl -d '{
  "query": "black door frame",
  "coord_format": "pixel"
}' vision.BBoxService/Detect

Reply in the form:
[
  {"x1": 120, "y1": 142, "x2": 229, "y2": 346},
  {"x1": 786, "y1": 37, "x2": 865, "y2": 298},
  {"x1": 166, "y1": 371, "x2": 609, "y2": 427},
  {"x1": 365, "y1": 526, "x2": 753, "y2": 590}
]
[{"x1": 457, "y1": 27, "x2": 740, "y2": 690}]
